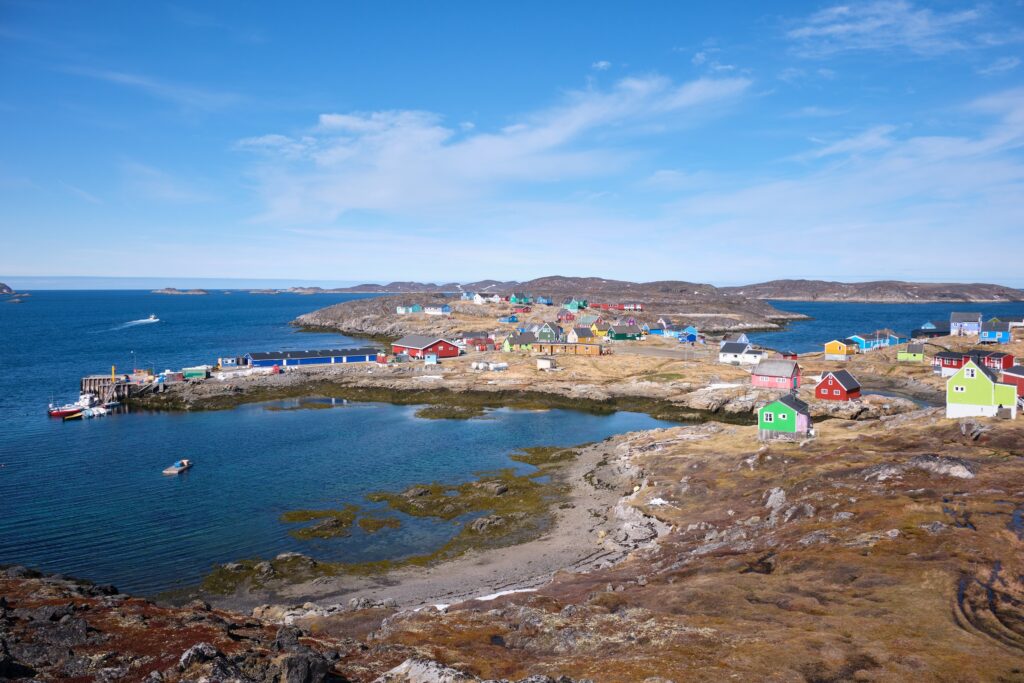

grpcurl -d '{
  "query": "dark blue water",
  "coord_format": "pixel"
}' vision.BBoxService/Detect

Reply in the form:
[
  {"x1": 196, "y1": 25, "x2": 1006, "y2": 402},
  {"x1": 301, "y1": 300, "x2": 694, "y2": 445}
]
[
  {"x1": 0, "y1": 291, "x2": 674, "y2": 594},
  {"x1": 750, "y1": 301, "x2": 1024, "y2": 353}
]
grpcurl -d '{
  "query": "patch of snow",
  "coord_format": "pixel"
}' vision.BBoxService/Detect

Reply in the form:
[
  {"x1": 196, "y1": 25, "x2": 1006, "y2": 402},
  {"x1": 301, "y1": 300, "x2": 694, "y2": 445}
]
[{"x1": 475, "y1": 588, "x2": 538, "y2": 602}]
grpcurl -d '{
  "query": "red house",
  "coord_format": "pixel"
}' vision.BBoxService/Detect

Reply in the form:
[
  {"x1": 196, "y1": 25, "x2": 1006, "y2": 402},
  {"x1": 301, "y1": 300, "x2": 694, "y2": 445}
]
[
  {"x1": 779, "y1": 350, "x2": 799, "y2": 360},
  {"x1": 751, "y1": 359, "x2": 801, "y2": 390},
  {"x1": 391, "y1": 335, "x2": 461, "y2": 359},
  {"x1": 966, "y1": 350, "x2": 1014, "y2": 371},
  {"x1": 1000, "y1": 365, "x2": 1024, "y2": 397},
  {"x1": 933, "y1": 351, "x2": 967, "y2": 377},
  {"x1": 815, "y1": 370, "x2": 861, "y2": 401},
  {"x1": 513, "y1": 306, "x2": 532, "y2": 313}
]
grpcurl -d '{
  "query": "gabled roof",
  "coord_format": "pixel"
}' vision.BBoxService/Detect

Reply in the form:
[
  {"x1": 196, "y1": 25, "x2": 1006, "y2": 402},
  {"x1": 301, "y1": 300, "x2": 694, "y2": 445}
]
[
  {"x1": 648, "y1": 322, "x2": 666, "y2": 330},
  {"x1": 930, "y1": 320, "x2": 951, "y2": 329},
  {"x1": 593, "y1": 321, "x2": 611, "y2": 330},
  {"x1": 951, "y1": 312, "x2": 982, "y2": 323},
  {"x1": 572, "y1": 326, "x2": 594, "y2": 337},
  {"x1": 610, "y1": 324, "x2": 642, "y2": 335},
  {"x1": 753, "y1": 359, "x2": 799, "y2": 378},
  {"x1": 842, "y1": 337, "x2": 860, "y2": 346},
  {"x1": 720, "y1": 342, "x2": 752, "y2": 354},
  {"x1": 934, "y1": 350, "x2": 963, "y2": 360},
  {"x1": 507, "y1": 332, "x2": 537, "y2": 345},
  {"x1": 825, "y1": 338, "x2": 850, "y2": 347},
  {"x1": 905, "y1": 344, "x2": 925, "y2": 354},
  {"x1": 247, "y1": 347, "x2": 379, "y2": 360},
  {"x1": 959, "y1": 360, "x2": 1002, "y2": 383},
  {"x1": 769, "y1": 394, "x2": 810, "y2": 414},
  {"x1": 982, "y1": 321, "x2": 1011, "y2": 332},
  {"x1": 393, "y1": 335, "x2": 454, "y2": 349},
  {"x1": 1002, "y1": 365, "x2": 1024, "y2": 378},
  {"x1": 820, "y1": 369, "x2": 860, "y2": 391}
]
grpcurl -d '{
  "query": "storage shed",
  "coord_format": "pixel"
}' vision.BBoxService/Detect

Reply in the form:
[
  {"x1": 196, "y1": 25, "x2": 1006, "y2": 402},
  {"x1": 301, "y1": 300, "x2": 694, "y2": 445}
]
[
  {"x1": 391, "y1": 336, "x2": 460, "y2": 359},
  {"x1": 245, "y1": 348, "x2": 380, "y2": 367}
]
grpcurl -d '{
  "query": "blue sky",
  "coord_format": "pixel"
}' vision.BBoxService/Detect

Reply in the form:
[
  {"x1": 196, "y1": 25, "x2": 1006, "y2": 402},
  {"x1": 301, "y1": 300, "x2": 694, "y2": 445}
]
[{"x1": 2, "y1": 1, "x2": 1023, "y2": 287}]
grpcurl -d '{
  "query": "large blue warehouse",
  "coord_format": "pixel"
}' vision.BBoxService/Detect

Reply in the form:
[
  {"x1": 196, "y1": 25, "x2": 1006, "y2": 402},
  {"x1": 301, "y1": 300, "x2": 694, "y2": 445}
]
[{"x1": 244, "y1": 347, "x2": 380, "y2": 367}]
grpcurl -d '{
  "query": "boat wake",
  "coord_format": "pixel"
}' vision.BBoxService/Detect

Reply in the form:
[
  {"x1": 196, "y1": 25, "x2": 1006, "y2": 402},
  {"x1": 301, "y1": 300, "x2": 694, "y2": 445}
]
[{"x1": 112, "y1": 315, "x2": 160, "y2": 330}]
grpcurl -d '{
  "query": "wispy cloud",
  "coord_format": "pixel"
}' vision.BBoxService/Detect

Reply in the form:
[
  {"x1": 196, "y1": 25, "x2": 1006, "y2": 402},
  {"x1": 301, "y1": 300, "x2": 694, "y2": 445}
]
[
  {"x1": 166, "y1": 4, "x2": 266, "y2": 44},
  {"x1": 60, "y1": 181, "x2": 102, "y2": 205},
  {"x1": 237, "y1": 75, "x2": 751, "y2": 224},
  {"x1": 786, "y1": 1, "x2": 984, "y2": 56},
  {"x1": 789, "y1": 105, "x2": 847, "y2": 118},
  {"x1": 591, "y1": 60, "x2": 612, "y2": 71},
  {"x1": 121, "y1": 162, "x2": 211, "y2": 203},
  {"x1": 62, "y1": 66, "x2": 239, "y2": 111},
  {"x1": 802, "y1": 125, "x2": 897, "y2": 159},
  {"x1": 978, "y1": 56, "x2": 1021, "y2": 77}
]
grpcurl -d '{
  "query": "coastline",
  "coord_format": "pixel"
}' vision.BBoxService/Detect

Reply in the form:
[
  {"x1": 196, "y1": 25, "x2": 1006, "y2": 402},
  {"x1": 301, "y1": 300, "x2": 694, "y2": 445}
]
[{"x1": 203, "y1": 428, "x2": 673, "y2": 614}]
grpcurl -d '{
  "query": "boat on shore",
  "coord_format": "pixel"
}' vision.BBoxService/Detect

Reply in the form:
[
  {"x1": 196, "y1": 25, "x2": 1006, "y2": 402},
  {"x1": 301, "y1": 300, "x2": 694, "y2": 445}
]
[{"x1": 162, "y1": 459, "x2": 193, "y2": 475}]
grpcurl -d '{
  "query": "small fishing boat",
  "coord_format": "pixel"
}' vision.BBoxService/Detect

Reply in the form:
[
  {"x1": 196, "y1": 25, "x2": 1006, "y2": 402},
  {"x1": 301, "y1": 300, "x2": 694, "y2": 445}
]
[
  {"x1": 162, "y1": 459, "x2": 193, "y2": 475},
  {"x1": 48, "y1": 392, "x2": 99, "y2": 418},
  {"x1": 62, "y1": 410, "x2": 84, "y2": 421}
]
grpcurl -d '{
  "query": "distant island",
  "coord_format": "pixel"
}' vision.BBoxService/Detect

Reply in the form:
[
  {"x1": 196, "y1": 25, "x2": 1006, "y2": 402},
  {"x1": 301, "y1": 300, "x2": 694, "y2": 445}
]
[
  {"x1": 237, "y1": 276, "x2": 1024, "y2": 303},
  {"x1": 0, "y1": 282, "x2": 13, "y2": 295},
  {"x1": 722, "y1": 279, "x2": 1024, "y2": 303},
  {"x1": 152, "y1": 287, "x2": 209, "y2": 295}
]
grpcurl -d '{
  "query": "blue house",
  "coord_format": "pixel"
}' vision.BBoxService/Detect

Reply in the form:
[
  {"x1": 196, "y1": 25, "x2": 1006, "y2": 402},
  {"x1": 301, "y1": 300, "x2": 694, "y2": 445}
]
[
  {"x1": 498, "y1": 315, "x2": 518, "y2": 323},
  {"x1": 663, "y1": 325, "x2": 682, "y2": 339},
  {"x1": 980, "y1": 321, "x2": 1012, "y2": 344},
  {"x1": 535, "y1": 295, "x2": 554, "y2": 306},
  {"x1": 646, "y1": 322, "x2": 666, "y2": 335},
  {"x1": 244, "y1": 347, "x2": 379, "y2": 367},
  {"x1": 951, "y1": 312, "x2": 983, "y2": 336},
  {"x1": 460, "y1": 291, "x2": 476, "y2": 301}
]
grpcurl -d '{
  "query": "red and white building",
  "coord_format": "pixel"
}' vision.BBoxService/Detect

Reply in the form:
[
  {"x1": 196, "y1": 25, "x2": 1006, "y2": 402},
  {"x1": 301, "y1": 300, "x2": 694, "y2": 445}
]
[
  {"x1": 391, "y1": 335, "x2": 461, "y2": 359},
  {"x1": 815, "y1": 370, "x2": 862, "y2": 401},
  {"x1": 1000, "y1": 365, "x2": 1024, "y2": 398}
]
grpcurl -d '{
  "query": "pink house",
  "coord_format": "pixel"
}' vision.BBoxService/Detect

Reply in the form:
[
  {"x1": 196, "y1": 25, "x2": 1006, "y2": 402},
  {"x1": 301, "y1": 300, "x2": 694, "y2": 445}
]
[{"x1": 751, "y1": 359, "x2": 801, "y2": 391}]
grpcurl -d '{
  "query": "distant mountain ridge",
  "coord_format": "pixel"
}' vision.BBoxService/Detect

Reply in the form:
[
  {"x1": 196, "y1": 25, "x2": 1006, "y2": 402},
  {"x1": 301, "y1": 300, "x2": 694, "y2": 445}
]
[
  {"x1": 722, "y1": 279, "x2": 1024, "y2": 303},
  {"x1": 0, "y1": 282, "x2": 12, "y2": 295},
  {"x1": 284, "y1": 276, "x2": 1023, "y2": 303}
]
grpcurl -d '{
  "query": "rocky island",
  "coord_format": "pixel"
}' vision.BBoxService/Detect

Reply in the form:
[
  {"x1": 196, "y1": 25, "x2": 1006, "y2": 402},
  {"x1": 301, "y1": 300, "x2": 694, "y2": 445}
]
[
  {"x1": 724, "y1": 279, "x2": 1024, "y2": 303},
  {"x1": 152, "y1": 287, "x2": 209, "y2": 295},
  {"x1": 0, "y1": 281, "x2": 13, "y2": 295}
]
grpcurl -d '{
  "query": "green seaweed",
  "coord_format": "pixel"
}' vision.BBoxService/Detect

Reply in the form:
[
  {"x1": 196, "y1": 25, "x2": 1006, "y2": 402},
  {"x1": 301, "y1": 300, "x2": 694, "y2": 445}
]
[
  {"x1": 280, "y1": 504, "x2": 359, "y2": 540},
  {"x1": 357, "y1": 516, "x2": 402, "y2": 533},
  {"x1": 414, "y1": 404, "x2": 487, "y2": 420}
]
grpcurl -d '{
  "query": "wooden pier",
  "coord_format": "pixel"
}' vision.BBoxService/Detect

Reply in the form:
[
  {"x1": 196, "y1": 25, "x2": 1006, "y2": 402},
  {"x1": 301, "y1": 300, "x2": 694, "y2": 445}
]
[{"x1": 80, "y1": 376, "x2": 136, "y2": 402}]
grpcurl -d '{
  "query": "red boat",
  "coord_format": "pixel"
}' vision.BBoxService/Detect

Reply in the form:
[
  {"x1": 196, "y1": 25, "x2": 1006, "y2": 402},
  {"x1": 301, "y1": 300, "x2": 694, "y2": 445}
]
[{"x1": 48, "y1": 404, "x2": 83, "y2": 418}]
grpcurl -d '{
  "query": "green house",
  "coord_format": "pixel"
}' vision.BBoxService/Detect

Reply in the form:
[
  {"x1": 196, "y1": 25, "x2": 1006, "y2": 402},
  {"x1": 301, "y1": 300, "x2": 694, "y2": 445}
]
[
  {"x1": 757, "y1": 395, "x2": 813, "y2": 441},
  {"x1": 897, "y1": 343, "x2": 925, "y2": 363},
  {"x1": 607, "y1": 324, "x2": 642, "y2": 341},
  {"x1": 562, "y1": 297, "x2": 586, "y2": 312},
  {"x1": 509, "y1": 292, "x2": 532, "y2": 304},
  {"x1": 502, "y1": 332, "x2": 536, "y2": 352},
  {"x1": 534, "y1": 322, "x2": 561, "y2": 342},
  {"x1": 945, "y1": 360, "x2": 1018, "y2": 419}
]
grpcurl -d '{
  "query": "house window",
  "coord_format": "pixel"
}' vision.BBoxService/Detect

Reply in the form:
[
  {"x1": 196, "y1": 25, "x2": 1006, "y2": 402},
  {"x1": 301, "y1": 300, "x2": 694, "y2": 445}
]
[
  {"x1": 834, "y1": 389, "x2": 841, "y2": 396},
  {"x1": 828, "y1": 378, "x2": 833, "y2": 385},
  {"x1": 778, "y1": 413, "x2": 788, "y2": 420},
  {"x1": 954, "y1": 386, "x2": 965, "y2": 393},
  {"x1": 965, "y1": 368, "x2": 976, "y2": 379},
  {"x1": 763, "y1": 412, "x2": 774, "y2": 423}
]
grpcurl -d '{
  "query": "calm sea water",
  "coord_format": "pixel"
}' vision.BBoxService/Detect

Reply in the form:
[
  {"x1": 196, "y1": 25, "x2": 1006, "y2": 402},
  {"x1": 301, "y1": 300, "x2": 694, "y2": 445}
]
[
  {"x1": 0, "y1": 291, "x2": 674, "y2": 594},
  {"x1": 750, "y1": 300, "x2": 1024, "y2": 353}
]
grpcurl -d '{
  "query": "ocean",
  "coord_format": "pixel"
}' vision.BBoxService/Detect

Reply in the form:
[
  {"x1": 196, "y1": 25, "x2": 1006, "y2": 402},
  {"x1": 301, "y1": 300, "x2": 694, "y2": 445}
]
[
  {"x1": 750, "y1": 300, "x2": 1024, "y2": 353},
  {"x1": 0, "y1": 291, "x2": 673, "y2": 594},
  {"x1": 2, "y1": 291, "x2": 1021, "y2": 595}
]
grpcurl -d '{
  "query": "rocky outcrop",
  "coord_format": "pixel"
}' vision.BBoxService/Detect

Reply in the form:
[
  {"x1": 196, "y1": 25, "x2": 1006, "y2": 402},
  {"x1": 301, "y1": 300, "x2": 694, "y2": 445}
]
[
  {"x1": 722, "y1": 278, "x2": 1024, "y2": 302},
  {"x1": 0, "y1": 282, "x2": 13, "y2": 295},
  {"x1": 151, "y1": 288, "x2": 209, "y2": 295}
]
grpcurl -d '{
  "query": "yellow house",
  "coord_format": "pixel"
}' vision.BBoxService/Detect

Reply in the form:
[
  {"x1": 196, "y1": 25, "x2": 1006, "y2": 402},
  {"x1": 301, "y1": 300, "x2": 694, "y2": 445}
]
[
  {"x1": 824, "y1": 339, "x2": 857, "y2": 361},
  {"x1": 591, "y1": 320, "x2": 611, "y2": 338}
]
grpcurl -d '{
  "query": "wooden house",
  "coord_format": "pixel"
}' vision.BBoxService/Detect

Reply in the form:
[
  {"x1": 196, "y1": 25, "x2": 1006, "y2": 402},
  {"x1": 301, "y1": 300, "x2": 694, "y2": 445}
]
[
  {"x1": 657, "y1": 317, "x2": 673, "y2": 327},
  {"x1": 951, "y1": 312, "x2": 983, "y2": 336},
  {"x1": 460, "y1": 292, "x2": 475, "y2": 301},
  {"x1": 608, "y1": 324, "x2": 643, "y2": 341},
  {"x1": 646, "y1": 322, "x2": 666, "y2": 335},
  {"x1": 530, "y1": 342, "x2": 604, "y2": 356},
  {"x1": 513, "y1": 306, "x2": 532, "y2": 314},
  {"x1": 933, "y1": 351, "x2": 967, "y2": 377},
  {"x1": 562, "y1": 297, "x2": 586, "y2": 312},
  {"x1": 577, "y1": 313, "x2": 600, "y2": 326},
  {"x1": 556, "y1": 308, "x2": 576, "y2": 323},
  {"x1": 424, "y1": 304, "x2": 451, "y2": 316},
  {"x1": 815, "y1": 370, "x2": 861, "y2": 401},
  {"x1": 946, "y1": 360, "x2": 1017, "y2": 419},
  {"x1": 719, "y1": 342, "x2": 764, "y2": 365},
  {"x1": 502, "y1": 332, "x2": 537, "y2": 352},
  {"x1": 779, "y1": 350, "x2": 799, "y2": 360},
  {"x1": 897, "y1": 343, "x2": 925, "y2": 363},
  {"x1": 245, "y1": 348, "x2": 379, "y2": 367},
  {"x1": 980, "y1": 321, "x2": 1012, "y2": 344},
  {"x1": 392, "y1": 335, "x2": 460, "y2": 359},
  {"x1": 534, "y1": 322, "x2": 562, "y2": 342},
  {"x1": 536, "y1": 295, "x2": 554, "y2": 306},
  {"x1": 758, "y1": 395, "x2": 813, "y2": 441},
  {"x1": 498, "y1": 314, "x2": 518, "y2": 324},
  {"x1": 472, "y1": 293, "x2": 487, "y2": 305},
  {"x1": 999, "y1": 365, "x2": 1024, "y2": 399},
  {"x1": 720, "y1": 333, "x2": 750, "y2": 348},
  {"x1": 591, "y1": 320, "x2": 611, "y2": 337},
  {"x1": 663, "y1": 325, "x2": 683, "y2": 339},
  {"x1": 566, "y1": 326, "x2": 595, "y2": 343},
  {"x1": 964, "y1": 350, "x2": 1015, "y2": 372},
  {"x1": 510, "y1": 292, "x2": 532, "y2": 304},
  {"x1": 751, "y1": 359, "x2": 801, "y2": 390},
  {"x1": 824, "y1": 339, "x2": 857, "y2": 361}
]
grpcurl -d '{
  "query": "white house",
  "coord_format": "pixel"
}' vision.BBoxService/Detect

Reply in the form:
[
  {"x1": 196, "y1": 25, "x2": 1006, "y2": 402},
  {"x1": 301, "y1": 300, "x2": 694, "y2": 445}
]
[
  {"x1": 719, "y1": 342, "x2": 765, "y2": 365},
  {"x1": 472, "y1": 293, "x2": 487, "y2": 305}
]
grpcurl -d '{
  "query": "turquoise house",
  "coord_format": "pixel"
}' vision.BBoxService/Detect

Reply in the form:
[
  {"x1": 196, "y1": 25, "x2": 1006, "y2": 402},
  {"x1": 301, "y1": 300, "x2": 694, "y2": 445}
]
[{"x1": 980, "y1": 321, "x2": 1012, "y2": 344}]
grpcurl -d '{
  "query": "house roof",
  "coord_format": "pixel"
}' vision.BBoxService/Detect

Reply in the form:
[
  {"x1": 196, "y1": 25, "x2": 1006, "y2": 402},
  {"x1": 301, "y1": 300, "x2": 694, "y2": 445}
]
[
  {"x1": 982, "y1": 321, "x2": 1011, "y2": 332},
  {"x1": 572, "y1": 327, "x2": 594, "y2": 337},
  {"x1": 770, "y1": 394, "x2": 810, "y2": 414},
  {"x1": 842, "y1": 337, "x2": 860, "y2": 346},
  {"x1": 753, "y1": 359, "x2": 799, "y2": 378},
  {"x1": 594, "y1": 321, "x2": 611, "y2": 330},
  {"x1": 723, "y1": 333, "x2": 747, "y2": 342},
  {"x1": 610, "y1": 324, "x2": 642, "y2": 334},
  {"x1": 951, "y1": 312, "x2": 982, "y2": 323},
  {"x1": 508, "y1": 332, "x2": 537, "y2": 345},
  {"x1": 648, "y1": 322, "x2": 666, "y2": 330},
  {"x1": 393, "y1": 335, "x2": 454, "y2": 350},
  {"x1": 930, "y1": 320, "x2": 951, "y2": 329},
  {"x1": 906, "y1": 344, "x2": 925, "y2": 354},
  {"x1": 961, "y1": 360, "x2": 1002, "y2": 383},
  {"x1": 1002, "y1": 365, "x2": 1024, "y2": 378},
  {"x1": 934, "y1": 351, "x2": 963, "y2": 360},
  {"x1": 247, "y1": 347, "x2": 379, "y2": 361},
  {"x1": 720, "y1": 342, "x2": 752, "y2": 354},
  {"x1": 820, "y1": 369, "x2": 861, "y2": 391},
  {"x1": 456, "y1": 331, "x2": 491, "y2": 340}
]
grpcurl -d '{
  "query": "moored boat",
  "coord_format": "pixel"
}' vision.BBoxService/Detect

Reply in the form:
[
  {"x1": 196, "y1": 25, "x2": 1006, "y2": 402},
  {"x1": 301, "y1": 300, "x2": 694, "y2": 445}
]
[
  {"x1": 162, "y1": 459, "x2": 193, "y2": 475},
  {"x1": 48, "y1": 392, "x2": 100, "y2": 418}
]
